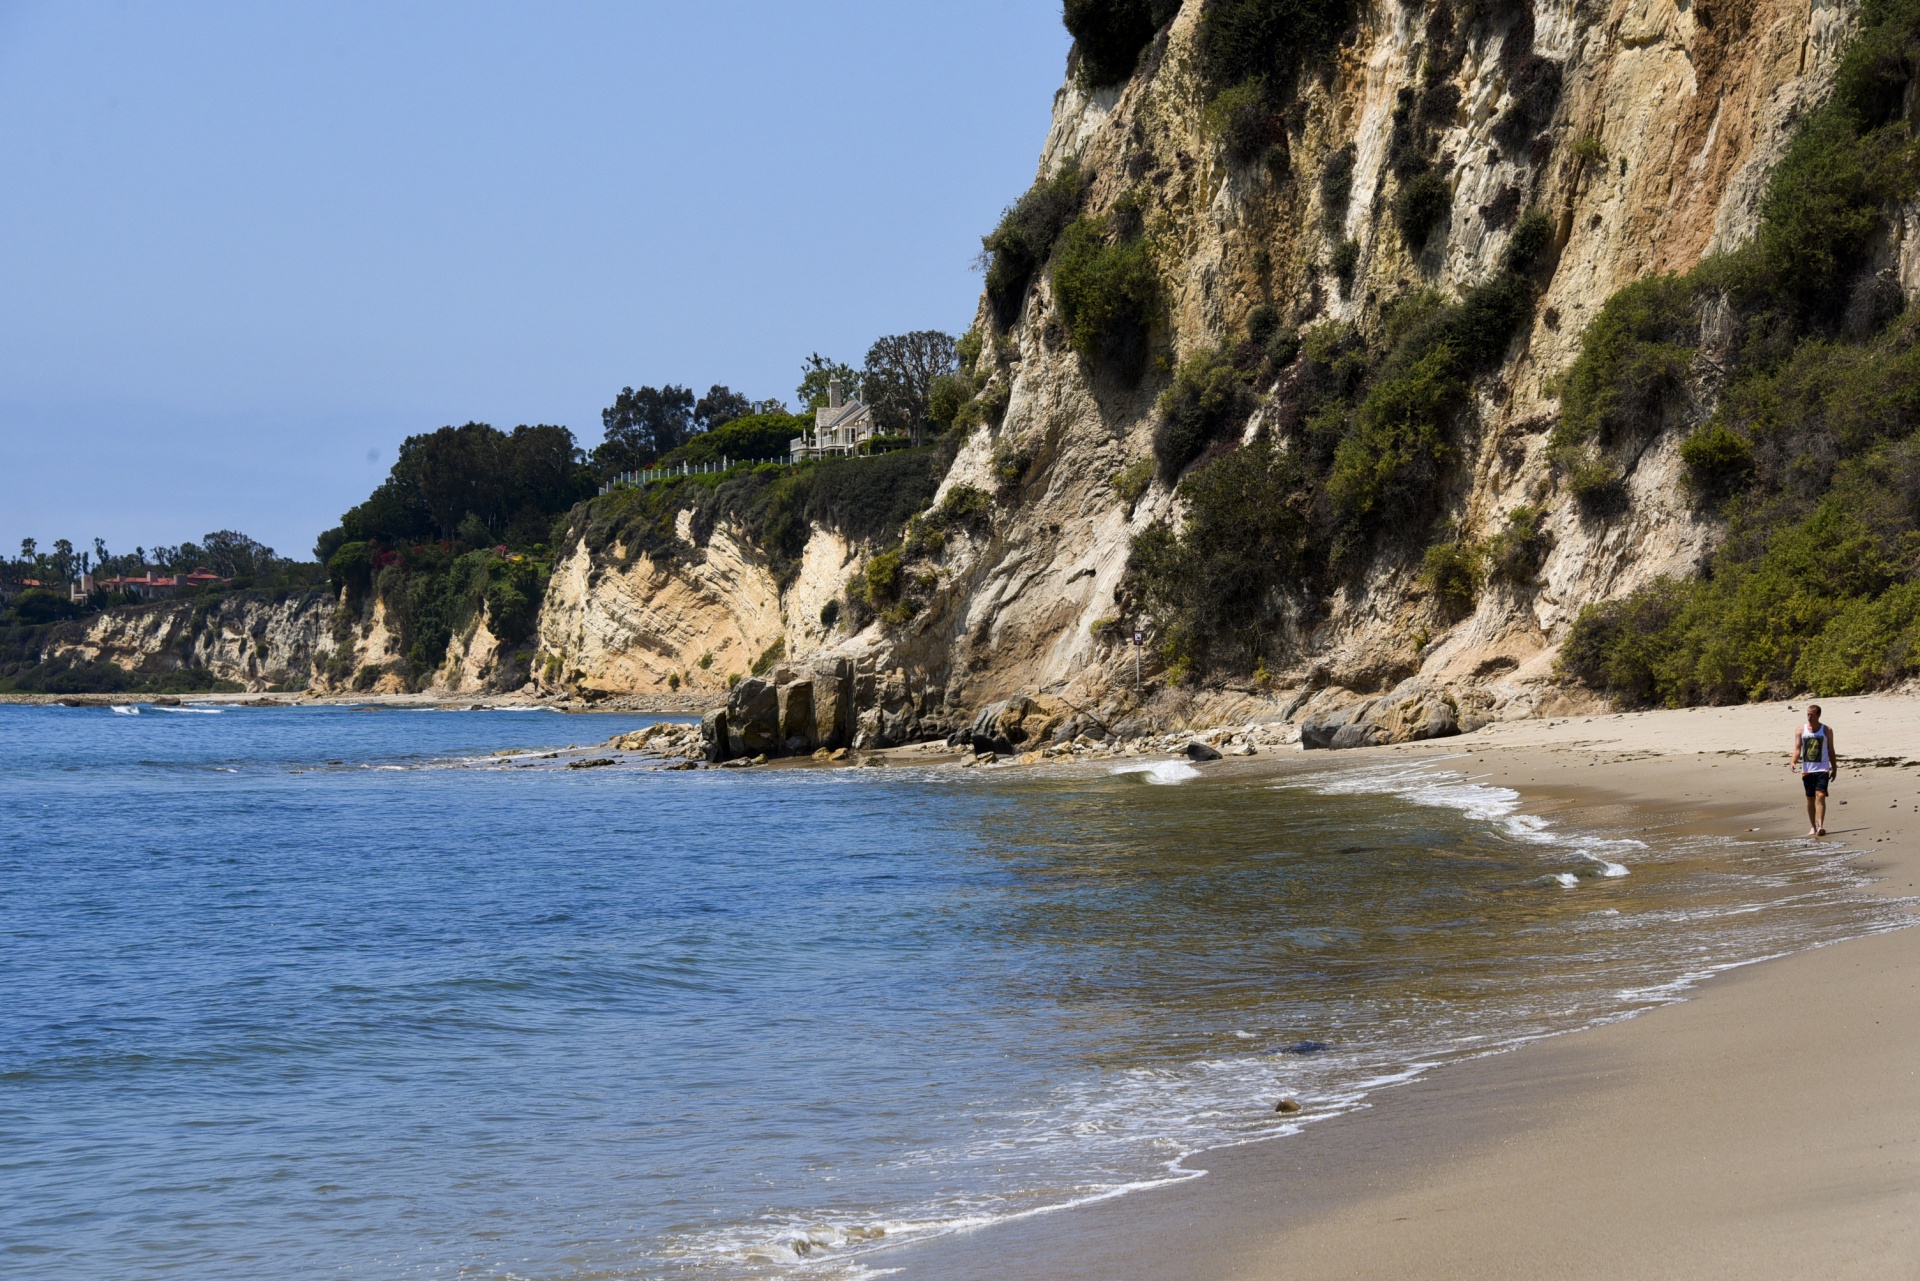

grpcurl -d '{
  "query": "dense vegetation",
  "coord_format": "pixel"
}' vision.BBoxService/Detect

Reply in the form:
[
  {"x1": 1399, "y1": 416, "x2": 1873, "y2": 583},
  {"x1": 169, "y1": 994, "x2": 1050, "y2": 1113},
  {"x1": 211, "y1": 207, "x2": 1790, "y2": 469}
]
[
  {"x1": 1558, "y1": 0, "x2": 1920, "y2": 704},
  {"x1": 1051, "y1": 194, "x2": 1161, "y2": 380},
  {"x1": 1063, "y1": 0, "x2": 1181, "y2": 87},
  {"x1": 594, "y1": 385, "x2": 776, "y2": 478},
  {"x1": 982, "y1": 164, "x2": 1089, "y2": 328},
  {"x1": 1127, "y1": 212, "x2": 1551, "y2": 673},
  {"x1": 1195, "y1": 0, "x2": 1356, "y2": 169},
  {"x1": 659, "y1": 412, "x2": 812, "y2": 468},
  {"x1": 571, "y1": 440, "x2": 958, "y2": 591}
]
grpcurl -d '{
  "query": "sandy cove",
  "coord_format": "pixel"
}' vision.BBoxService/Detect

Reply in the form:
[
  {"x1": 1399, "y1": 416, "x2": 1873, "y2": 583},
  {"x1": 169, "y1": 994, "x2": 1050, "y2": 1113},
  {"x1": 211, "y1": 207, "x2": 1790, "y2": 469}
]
[{"x1": 881, "y1": 693, "x2": 1920, "y2": 1281}]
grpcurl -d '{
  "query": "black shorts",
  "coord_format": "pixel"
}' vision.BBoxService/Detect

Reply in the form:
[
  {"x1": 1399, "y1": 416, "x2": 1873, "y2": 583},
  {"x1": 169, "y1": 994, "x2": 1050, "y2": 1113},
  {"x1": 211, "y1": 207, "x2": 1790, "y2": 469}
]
[{"x1": 1802, "y1": 771, "x2": 1833, "y2": 796}]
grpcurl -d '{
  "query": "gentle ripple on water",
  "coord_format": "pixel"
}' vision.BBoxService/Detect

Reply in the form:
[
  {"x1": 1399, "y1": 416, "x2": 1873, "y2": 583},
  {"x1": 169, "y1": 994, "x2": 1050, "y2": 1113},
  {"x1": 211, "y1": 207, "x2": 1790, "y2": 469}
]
[{"x1": 0, "y1": 704, "x2": 1906, "y2": 1279}]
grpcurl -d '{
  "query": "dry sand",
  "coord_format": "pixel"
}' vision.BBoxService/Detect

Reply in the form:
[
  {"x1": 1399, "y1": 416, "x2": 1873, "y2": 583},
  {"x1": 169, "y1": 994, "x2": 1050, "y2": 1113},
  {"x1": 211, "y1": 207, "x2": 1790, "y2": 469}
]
[{"x1": 882, "y1": 694, "x2": 1920, "y2": 1280}]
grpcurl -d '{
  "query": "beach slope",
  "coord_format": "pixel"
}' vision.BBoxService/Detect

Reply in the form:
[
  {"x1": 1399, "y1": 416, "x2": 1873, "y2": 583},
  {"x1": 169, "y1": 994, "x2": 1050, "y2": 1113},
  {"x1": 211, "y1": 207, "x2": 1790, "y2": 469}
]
[{"x1": 886, "y1": 696, "x2": 1920, "y2": 1280}]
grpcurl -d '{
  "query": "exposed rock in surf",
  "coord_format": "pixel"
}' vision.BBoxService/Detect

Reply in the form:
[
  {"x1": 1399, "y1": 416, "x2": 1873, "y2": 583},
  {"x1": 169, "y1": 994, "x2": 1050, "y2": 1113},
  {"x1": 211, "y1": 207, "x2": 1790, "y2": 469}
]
[{"x1": 1301, "y1": 680, "x2": 1461, "y2": 750}]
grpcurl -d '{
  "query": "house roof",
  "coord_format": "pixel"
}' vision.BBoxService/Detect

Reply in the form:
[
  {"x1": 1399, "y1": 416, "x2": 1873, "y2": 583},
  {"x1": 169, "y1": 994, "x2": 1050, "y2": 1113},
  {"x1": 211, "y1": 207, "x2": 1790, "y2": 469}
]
[{"x1": 814, "y1": 401, "x2": 871, "y2": 431}]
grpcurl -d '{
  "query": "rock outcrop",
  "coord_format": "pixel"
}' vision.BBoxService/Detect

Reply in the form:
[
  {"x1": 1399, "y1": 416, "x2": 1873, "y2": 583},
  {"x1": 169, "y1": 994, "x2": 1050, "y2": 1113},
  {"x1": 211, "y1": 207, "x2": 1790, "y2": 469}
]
[
  {"x1": 1299, "y1": 679, "x2": 1461, "y2": 750},
  {"x1": 33, "y1": 591, "x2": 338, "y2": 692}
]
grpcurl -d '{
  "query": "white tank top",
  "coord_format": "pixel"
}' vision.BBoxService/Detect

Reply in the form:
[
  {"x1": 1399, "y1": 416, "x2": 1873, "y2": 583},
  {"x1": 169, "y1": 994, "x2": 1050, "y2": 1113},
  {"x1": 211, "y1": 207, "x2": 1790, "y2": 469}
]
[{"x1": 1798, "y1": 725, "x2": 1832, "y2": 773}]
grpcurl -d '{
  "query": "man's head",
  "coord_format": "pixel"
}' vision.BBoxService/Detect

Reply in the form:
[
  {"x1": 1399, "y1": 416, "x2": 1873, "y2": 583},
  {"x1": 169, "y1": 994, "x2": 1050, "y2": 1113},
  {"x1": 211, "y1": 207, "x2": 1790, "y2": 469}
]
[{"x1": 1807, "y1": 703, "x2": 1823, "y2": 726}]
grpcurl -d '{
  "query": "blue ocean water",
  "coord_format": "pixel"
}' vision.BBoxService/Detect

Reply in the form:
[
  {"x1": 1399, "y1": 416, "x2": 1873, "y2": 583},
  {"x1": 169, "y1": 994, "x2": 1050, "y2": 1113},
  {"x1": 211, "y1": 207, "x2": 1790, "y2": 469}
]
[{"x1": 0, "y1": 704, "x2": 1903, "y2": 1279}]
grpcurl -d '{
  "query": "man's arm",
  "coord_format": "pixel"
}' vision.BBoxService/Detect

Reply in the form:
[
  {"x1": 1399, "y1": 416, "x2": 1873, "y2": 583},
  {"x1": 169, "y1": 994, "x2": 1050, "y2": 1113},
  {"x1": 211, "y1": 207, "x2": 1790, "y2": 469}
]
[
  {"x1": 1828, "y1": 728, "x2": 1839, "y2": 772},
  {"x1": 1790, "y1": 732, "x2": 1802, "y2": 768}
]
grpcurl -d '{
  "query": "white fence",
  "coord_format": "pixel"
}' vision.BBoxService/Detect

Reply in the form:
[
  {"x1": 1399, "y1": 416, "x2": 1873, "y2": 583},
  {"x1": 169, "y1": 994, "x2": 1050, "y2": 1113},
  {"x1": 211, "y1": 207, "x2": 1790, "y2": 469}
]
[{"x1": 599, "y1": 457, "x2": 733, "y2": 494}]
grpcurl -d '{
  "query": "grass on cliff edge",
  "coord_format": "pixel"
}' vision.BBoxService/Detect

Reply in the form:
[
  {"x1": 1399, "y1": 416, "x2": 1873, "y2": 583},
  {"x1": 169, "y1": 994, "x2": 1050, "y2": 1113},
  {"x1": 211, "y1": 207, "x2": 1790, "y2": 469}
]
[
  {"x1": 568, "y1": 442, "x2": 956, "y2": 591},
  {"x1": 1558, "y1": 0, "x2": 1920, "y2": 705}
]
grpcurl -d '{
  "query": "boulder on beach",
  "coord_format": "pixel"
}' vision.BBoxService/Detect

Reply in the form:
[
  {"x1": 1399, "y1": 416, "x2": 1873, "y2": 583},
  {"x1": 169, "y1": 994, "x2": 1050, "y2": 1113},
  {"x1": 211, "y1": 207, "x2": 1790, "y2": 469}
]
[
  {"x1": 968, "y1": 695, "x2": 1066, "y2": 756},
  {"x1": 1301, "y1": 680, "x2": 1460, "y2": 750},
  {"x1": 778, "y1": 680, "x2": 815, "y2": 752},
  {"x1": 725, "y1": 678, "x2": 780, "y2": 758},
  {"x1": 810, "y1": 656, "x2": 851, "y2": 750},
  {"x1": 701, "y1": 709, "x2": 730, "y2": 762}
]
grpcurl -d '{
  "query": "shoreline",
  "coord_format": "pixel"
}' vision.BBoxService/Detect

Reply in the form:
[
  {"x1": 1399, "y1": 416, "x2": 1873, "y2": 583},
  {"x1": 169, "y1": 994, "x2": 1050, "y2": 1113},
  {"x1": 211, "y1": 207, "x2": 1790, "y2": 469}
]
[
  {"x1": 0, "y1": 689, "x2": 709, "y2": 714},
  {"x1": 878, "y1": 695, "x2": 1920, "y2": 1280}
]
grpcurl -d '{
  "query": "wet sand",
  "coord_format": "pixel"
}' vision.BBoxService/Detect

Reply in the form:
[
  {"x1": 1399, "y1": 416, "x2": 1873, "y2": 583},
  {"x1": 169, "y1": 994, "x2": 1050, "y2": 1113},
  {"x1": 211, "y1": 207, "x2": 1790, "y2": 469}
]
[{"x1": 882, "y1": 695, "x2": 1920, "y2": 1280}]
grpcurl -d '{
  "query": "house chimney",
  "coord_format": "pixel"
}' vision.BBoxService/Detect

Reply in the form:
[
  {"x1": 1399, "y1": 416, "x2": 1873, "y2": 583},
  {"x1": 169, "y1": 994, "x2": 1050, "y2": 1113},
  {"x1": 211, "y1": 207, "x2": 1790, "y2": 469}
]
[{"x1": 828, "y1": 378, "x2": 844, "y2": 410}]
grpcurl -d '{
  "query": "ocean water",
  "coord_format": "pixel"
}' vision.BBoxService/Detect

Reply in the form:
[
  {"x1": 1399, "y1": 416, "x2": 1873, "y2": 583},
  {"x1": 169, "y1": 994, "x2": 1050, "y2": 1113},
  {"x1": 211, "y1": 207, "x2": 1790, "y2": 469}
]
[{"x1": 0, "y1": 703, "x2": 1905, "y2": 1280}]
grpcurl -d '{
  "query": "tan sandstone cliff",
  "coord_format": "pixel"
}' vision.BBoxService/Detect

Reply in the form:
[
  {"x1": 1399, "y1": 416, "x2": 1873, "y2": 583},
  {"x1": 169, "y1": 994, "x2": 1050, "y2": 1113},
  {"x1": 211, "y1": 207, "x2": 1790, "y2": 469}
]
[{"x1": 528, "y1": 0, "x2": 1861, "y2": 743}]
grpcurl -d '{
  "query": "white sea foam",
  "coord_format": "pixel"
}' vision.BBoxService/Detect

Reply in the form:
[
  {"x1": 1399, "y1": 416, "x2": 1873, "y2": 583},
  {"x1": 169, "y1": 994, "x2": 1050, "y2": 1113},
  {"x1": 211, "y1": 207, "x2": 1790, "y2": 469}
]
[
  {"x1": 1107, "y1": 759, "x2": 1200, "y2": 785},
  {"x1": 1300, "y1": 759, "x2": 1641, "y2": 883},
  {"x1": 109, "y1": 705, "x2": 140, "y2": 716}
]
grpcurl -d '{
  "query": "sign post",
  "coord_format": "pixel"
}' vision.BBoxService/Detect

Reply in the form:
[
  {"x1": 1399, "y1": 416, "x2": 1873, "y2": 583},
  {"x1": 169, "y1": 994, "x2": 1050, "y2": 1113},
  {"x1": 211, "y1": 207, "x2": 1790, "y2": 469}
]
[{"x1": 1133, "y1": 629, "x2": 1143, "y2": 689}]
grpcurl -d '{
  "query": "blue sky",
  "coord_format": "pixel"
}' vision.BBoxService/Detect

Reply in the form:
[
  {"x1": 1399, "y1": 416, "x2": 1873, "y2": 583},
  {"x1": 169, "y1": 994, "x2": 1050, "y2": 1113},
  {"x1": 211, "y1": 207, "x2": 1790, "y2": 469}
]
[{"x1": 0, "y1": 1, "x2": 1070, "y2": 559}]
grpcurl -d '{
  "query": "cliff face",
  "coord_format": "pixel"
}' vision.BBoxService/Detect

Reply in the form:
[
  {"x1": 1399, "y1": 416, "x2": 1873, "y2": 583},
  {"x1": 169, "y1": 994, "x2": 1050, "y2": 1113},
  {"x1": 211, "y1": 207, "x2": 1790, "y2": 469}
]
[
  {"x1": 37, "y1": 592, "x2": 339, "y2": 692},
  {"x1": 930, "y1": 0, "x2": 1852, "y2": 721},
  {"x1": 531, "y1": 518, "x2": 859, "y2": 699},
  {"x1": 32, "y1": 587, "x2": 538, "y2": 697},
  {"x1": 529, "y1": 0, "x2": 1859, "y2": 737},
  {"x1": 56, "y1": 0, "x2": 1862, "y2": 729}
]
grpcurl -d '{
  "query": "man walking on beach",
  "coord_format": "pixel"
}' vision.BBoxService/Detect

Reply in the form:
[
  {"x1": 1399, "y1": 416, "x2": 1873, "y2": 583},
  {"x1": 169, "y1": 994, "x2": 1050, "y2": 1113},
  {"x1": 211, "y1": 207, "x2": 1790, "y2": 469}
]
[{"x1": 1790, "y1": 703, "x2": 1839, "y2": 837}]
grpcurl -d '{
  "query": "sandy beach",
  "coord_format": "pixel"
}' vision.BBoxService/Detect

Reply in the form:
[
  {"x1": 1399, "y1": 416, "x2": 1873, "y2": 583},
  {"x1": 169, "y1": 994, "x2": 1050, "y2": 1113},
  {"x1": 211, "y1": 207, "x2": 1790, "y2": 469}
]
[{"x1": 883, "y1": 695, "x2": 1920, "y2": 1280}]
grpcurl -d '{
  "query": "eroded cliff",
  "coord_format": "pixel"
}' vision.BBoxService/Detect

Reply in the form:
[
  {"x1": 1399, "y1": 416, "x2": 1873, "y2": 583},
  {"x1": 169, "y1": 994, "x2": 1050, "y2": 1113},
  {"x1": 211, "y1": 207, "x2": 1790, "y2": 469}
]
[{"x1": 528, "y1": 0, "x2": 1871, "y2": 743}]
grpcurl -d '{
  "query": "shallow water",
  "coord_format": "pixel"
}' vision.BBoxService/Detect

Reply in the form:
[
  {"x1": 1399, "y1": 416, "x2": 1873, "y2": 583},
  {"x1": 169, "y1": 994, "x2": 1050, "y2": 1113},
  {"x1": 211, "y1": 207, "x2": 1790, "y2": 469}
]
[{"x1": 0, "y1": 705, "x2": 1902, "y2": 1279}]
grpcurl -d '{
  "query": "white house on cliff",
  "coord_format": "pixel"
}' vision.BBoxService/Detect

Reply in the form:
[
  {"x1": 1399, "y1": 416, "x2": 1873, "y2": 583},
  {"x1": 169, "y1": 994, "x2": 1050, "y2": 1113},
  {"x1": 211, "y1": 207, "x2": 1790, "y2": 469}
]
[{"x1": 789, "y1": 380, "x2": 877, "y2": 461}]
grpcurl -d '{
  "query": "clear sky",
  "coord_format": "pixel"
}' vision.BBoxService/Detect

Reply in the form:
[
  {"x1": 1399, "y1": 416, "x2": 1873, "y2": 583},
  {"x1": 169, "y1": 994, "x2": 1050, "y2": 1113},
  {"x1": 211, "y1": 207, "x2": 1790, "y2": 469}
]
[{"x1": 0, "y1": 1, "x2": 1070, "y2": 560}]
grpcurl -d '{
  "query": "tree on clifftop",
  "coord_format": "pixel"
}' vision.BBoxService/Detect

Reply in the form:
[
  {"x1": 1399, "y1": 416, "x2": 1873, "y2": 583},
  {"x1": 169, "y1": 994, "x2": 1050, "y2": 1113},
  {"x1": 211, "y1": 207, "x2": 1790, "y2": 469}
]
[
  {"x1": 593, "y1": 384, "x2": 696, "y2": 477},
  {"x1": 863, "y1": 331, "x2": 959, "y2": 446},
  {"x1": 797, "y1": 354, "x2": 863, "y2": 411}
]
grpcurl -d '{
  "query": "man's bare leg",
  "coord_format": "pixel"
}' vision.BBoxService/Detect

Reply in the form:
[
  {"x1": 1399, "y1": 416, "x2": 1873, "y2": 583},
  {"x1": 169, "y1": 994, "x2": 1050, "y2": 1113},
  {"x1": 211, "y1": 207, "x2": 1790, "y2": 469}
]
[
  {"x1": 1815, "y1": 787, "x2": 1828, "y2": 836},
  {"x1": 1807, "y1": 792, "x2": 1819, "y2": 837}
]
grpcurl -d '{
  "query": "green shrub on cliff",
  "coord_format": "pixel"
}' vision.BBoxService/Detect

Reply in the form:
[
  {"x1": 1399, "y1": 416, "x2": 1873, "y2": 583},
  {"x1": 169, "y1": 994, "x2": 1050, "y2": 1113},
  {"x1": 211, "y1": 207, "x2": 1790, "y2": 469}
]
[
  {"x1": 1557, "y1": 0, "x2": 1920, "y2": 704},
  {"x1": 1063, "y1": 0, "x2": 1180, "y2": 87},
  {"x1": 1051, "y1": 207, "x2": 1161, "y2": 379},
  {"x1": 1393, "y1": 171, "x2": 1451, "y2": 252},
  {"x1": 983, "y1": 164, "x2": 1088, "y2": 327},
  {"x1": 1482, "y1": 504, "x2": 1553, "y2": 584},
  {"x1": 1327, "y1": 268, "x2": 1535, "y2": 533},
  {"x1": 1206, "y1": 81, "x2": 1288, "y2": 168},
  {"x1": 1195, "y1": 0, "x2": 1355, "y2": 98},
  {"x1": 1420, "y1": 540, "x2": 1482, "y2": 615},
  {"x1": 1191, "y1": 0, "x2": 1355, "y2": 171},
  {"x1": 1153, "y1": 344, "x2": 1253, "y2": 480},
  {"x1": 1554, "y1": 274, "x2": 1699, "y2": 454},
  {"x1": 1127, "y1": 438, "x2": 1320, "y2": 672},
  {"x1": 1319, "y1": 144, "x2": 1356, "y2": 230},
  {"x1": 1328, "y1": 344, "x2": 1466, "y2": 527}
]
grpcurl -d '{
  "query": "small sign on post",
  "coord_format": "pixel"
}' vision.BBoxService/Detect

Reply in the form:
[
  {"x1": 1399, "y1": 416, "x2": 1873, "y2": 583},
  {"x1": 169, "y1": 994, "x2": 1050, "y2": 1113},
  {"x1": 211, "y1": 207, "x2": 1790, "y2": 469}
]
[{"x1": 1132, "y1": 629, "x2": 1144, "y2": 688}]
